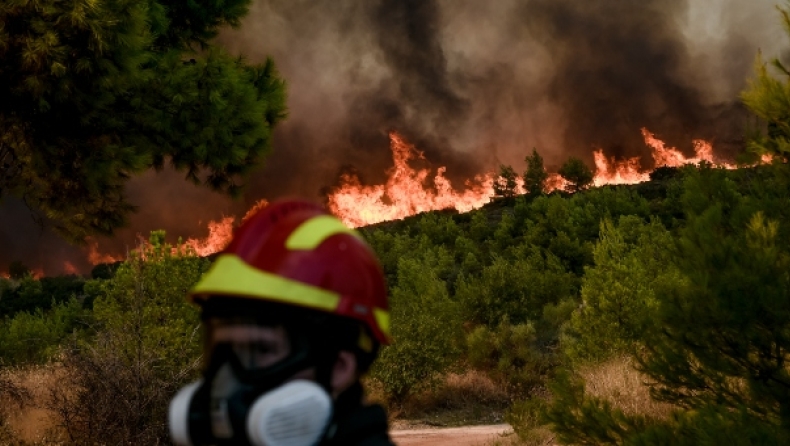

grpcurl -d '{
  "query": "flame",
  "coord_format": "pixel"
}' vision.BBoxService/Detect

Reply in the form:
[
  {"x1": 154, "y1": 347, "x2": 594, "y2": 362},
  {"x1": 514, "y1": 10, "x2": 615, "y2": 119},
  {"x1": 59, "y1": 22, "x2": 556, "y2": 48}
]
[
  {"x1": 328, "y1": 133, "x2": 494, "y2": 227},
  {"x1": 592, "y1": 150, "x2": 650, "y2": 186},
  {"x1": 86, "y1": 238, "x2": 123, "y2": 265},
  {"x1": 184, "y1": 216, "x2": 235, "y2": 256},
  {"x1": 63, "y1": 262, "x2": 79, "y2": 275},
  {"x1": 242, "y1": 199, "x2": 269, "y2": 224},
  {"x1": 69, "y1": 128, "x2": 776, "y2": 272}
]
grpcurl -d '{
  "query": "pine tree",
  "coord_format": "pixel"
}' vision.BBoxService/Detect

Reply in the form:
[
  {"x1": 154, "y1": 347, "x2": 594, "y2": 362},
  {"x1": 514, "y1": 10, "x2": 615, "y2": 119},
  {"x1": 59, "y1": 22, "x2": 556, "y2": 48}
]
[
  {"x1": 558, "y1": 157, "x2": 594, "y2": 192},
  {"x1": 742, "y1": 5, "x2": 790, "y2": 161},
  {"x1": 523, "y1": 148, "x2": 548, "y2": 196},
  {"x1": 0, "y1": 0, "x2": 286, "y2": 241},
  {"x1": 494, "y1": 164, "x2": 519, "y2": 199},
  {"x1": 545, "y1": 167, "x2": 790, "y2": 445}
]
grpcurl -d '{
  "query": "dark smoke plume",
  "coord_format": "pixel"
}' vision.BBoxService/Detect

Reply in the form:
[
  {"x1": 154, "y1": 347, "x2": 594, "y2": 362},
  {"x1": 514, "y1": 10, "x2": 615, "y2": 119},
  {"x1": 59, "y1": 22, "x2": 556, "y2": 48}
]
[{"x1": 1, "y1": 0, "x2": 786, "y2": 275}]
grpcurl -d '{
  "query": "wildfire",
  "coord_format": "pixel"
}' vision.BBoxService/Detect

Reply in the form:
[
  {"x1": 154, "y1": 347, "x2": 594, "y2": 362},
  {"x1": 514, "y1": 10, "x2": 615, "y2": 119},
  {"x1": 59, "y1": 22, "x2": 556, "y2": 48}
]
[
  {"x1": 327, "y1": 129, "x2": 769, "y2": 227},
  {"x1": 75, "y1": 128, "x2": 770, "y2": 272},
  {"x1": 184, "y1": 216, "x2": 235, "y2": 256},
  {"x1": 328, "y1": 133, "x2": 494, "y2": 227},
  {"x1": 86, "y1": 238, "x2": 123, "y2": 265},
  {"x1": 63, "y1": 262, "x2": 79, "y2": 275},
  {"x1": 592, "y1": 150, "x2": 649, "y2": 186}
]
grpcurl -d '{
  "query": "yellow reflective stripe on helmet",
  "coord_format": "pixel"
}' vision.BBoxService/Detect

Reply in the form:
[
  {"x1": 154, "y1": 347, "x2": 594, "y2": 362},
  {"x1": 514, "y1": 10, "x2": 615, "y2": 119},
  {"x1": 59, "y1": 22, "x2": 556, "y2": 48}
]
[
  {"x1": 286, "y1": 215, "x2": 361, "y2": 250},
  {"x1": 190, "y1": 254, "x2": 340, "y2": 311},
  {"x1": 373, "y1": 308, "x2": 391, "y2": 338}
]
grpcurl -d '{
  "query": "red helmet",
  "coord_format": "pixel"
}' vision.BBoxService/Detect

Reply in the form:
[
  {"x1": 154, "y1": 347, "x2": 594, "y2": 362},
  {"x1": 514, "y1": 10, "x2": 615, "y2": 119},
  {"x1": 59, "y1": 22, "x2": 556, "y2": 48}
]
[{"x1": 189, "y1": 200, "x2": 390, "y2": 345}]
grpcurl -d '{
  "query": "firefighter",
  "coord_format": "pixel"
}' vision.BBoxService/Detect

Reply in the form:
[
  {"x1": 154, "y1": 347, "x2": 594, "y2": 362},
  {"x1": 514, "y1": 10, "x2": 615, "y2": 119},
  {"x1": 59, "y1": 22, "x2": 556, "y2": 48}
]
[{"x1": 169, "y1": 200, "x2": 394, "y2": 446}]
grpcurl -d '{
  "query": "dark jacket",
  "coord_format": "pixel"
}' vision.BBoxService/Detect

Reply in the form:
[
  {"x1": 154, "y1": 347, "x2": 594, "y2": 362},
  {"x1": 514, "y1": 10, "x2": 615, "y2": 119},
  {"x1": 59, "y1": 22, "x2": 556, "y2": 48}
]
[
  {"x1": 319, "y1": 381, "x2": 394, "y2": 446},
  {"x1": 322, "y1": 404, "x2": 394, "y2": 446}
]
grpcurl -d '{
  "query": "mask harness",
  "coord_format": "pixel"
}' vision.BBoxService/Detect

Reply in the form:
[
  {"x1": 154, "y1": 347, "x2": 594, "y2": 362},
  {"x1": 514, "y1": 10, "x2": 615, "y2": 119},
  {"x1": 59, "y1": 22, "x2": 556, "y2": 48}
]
[{"x1": 169, "y1": 331, "x2": 339, "y2": 446}]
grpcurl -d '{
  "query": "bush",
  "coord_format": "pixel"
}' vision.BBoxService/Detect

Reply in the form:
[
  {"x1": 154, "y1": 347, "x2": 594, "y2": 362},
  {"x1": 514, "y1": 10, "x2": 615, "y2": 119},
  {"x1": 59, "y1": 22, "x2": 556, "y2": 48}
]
[
  {"x1": 371, "y1": 249, "x2": 463, "y2": 403},
  {"x1": 562, "y1": 216, "x2": 682, "y2": 365},
  {"x1": 467, "y1": 318, "x2": 555, "y2": 396},
  {"x1": 49, "y1": 232, "x2": 207, "y2": 444},
  {"x1": 456, "y1": 249, "x2": 575, "y2": 327},
  {"x1": 0, "y1": 297, "x2": 88, "y2": 366}
]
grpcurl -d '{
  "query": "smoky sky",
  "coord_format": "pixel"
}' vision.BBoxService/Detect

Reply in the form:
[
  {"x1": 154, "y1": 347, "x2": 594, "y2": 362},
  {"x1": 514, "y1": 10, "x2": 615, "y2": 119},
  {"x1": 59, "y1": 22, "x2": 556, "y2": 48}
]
[{"x1": 1, "y1": 0, "x2": 786, "y2": 275}]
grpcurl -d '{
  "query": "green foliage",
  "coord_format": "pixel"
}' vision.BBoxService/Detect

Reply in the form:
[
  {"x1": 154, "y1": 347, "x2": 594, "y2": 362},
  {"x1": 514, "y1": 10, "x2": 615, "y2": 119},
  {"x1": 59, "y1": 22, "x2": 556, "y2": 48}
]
[
  {"x1": 456, "y1": 250, "x2": 576, "y2": 327},
  {"x1": 563, "y1": 216, "x2": 683, "y2": 364},
  {"x1": 52, "y1": 232, "x2": 207, "y2": 444},
  {"x1": 523, "y1": 148, "x2": 549, "y2": 196},
  {"x1": 506, "y1": 398, "x2": 549, "y2": 442},
  {"x1": 0, "y1": 0, "x2": 286, "y2": 241},
  {"x1": 544, "y1": 371, "x2": 656, "y2": 445},
  {"x1": 741, "y1": 5, "x2": 790, "y2": 161},
  {"x1": 0, "y1": 297, "x2": 88, "y2": 365},
  {"x1": 493, "y1": 164, "x2": 519, "y2": 199},
  {"x1": 371, "y1": 249, "x2": 463, "y2": 402},
  {"x1": 544, "y1": 162, "x2": 790, "y2": 444},
  {"x1": 558, "y1": 157, "x2": 594, "y2": 192},
  {"x1": 467, "y1": 318, "x2": 554, "y2": 394},
  {"x1": 0, "y1": 274, "x2": 84, "y2": 318}
]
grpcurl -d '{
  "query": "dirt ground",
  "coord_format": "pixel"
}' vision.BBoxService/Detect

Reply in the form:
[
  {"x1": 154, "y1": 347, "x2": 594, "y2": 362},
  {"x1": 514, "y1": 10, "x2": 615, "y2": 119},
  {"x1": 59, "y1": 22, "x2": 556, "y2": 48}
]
[{"x1": 391, "y1": 424, "x2": 514, "y2": 446}]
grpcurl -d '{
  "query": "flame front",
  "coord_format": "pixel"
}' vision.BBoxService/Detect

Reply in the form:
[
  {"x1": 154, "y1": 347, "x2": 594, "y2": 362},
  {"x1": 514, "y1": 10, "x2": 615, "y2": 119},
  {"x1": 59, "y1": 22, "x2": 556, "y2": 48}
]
[
  {"x1": 78, "y1": 129, "x2": 771, "y2": 270},
  {"x1": 328, "y1": 133, "x2": 494, "y2": 227},
  {"x1": 184, "y1": 217, "x2": 235, "y2": 257}
]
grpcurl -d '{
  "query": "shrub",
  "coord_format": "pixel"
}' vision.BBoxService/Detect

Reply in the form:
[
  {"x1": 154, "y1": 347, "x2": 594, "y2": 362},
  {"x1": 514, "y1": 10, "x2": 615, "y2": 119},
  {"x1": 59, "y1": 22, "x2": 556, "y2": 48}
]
[
  {"x1": 371, "y1": 249, "x2": 463, "y2": 403},
  {"x1": 467, "y1": 318, "x2": 555, "y2": 395},
  {"x1": 562, "y1": 216, "x2": 682, "y2": 365},
  {"x1": 49, "y1": 232, "x2": 207, "y2": 444},
  {"x1": 0, "y1": 297, "x2": 88, "y2": 365},
  {"x1": 456, "y1": 249, "x2": 575, "y2": 327}
]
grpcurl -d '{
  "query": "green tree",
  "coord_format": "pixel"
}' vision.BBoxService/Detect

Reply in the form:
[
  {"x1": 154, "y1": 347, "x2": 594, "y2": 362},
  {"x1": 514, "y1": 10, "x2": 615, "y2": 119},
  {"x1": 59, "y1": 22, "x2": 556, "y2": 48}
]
[
  {"x1": 523, "y1": 148, "x2": 548, "y2": 196},
  {"x1": 742, "y1": 4, "x2": 790, "y2": 161},
  {"x1": 544, "y1": 163, "x2": 790, "y2": 444},
  {"x1": 558, "y1": 157, "x2": 594, "y2": 193},
  {"x1": 371, "y1": 248, "x2": 463, "y2": 403},
  {"x1": 0, "y1": 0, "x2": 286, "y2": 241},
  {"x1": 50, "y1": 232, "x2": 208, "y2": 444},
  {"x1": 494, "y1": 164, "x2": 519, "y2": 199},
  {"x1": 562, "y1": 216, "x2": 681, "y2": 364}
]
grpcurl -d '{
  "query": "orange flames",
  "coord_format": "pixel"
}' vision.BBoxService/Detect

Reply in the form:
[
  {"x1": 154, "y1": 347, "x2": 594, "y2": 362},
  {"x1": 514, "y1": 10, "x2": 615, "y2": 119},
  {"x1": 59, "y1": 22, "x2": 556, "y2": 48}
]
[
  {"x1": 82, "y1": 199, "x2": 272, "y2": 267},
  {"x1": 328, "y1": 133, "x2": 494, "y2": 227},
  {"x1": 327, "y1": 129, "x2": 767, "y2": 227},
  {"x1": 63, "y1": 261, "x2": 79, "y2": 275},
  {"x1": 76, "y1": 129, "x2": 767, "y2": 271},
  {"x1": 184, "y1": 216, "x2": 235, "y2": 257},
  {"x1": 86, "y1": 238, "x2": 123, "y2": 265},
  {"x1": 591, "y1": 128, "x2": 739, "y2": 187}
]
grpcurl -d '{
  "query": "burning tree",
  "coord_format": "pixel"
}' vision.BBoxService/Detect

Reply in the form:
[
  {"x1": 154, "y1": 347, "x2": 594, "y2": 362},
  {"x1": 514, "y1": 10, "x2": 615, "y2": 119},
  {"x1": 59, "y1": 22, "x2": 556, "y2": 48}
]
[{"x1": 0, "y1": 0, "x2": 286, "y2": 242}]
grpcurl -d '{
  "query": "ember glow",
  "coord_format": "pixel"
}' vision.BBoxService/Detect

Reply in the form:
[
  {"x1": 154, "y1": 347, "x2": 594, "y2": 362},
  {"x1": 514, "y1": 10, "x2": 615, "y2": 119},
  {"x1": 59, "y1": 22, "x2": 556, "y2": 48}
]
[
  {"x1": 63, "y1": 261, "x2": 79, "y2": 275},
  {"x1": 86, "y1": 238, "x2": 124, "y2": 265},
  {"x1": 327, "y1": 133, "x2": 495, "y2": 227}
]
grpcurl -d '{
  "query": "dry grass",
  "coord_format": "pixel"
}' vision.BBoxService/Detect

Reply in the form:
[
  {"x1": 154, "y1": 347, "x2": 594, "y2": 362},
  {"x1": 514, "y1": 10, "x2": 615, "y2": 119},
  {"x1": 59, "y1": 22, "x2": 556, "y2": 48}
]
[
  {"x1": 371, "y1": 370, "x2": 512, "y2": 427},
  {"x1": 0, "y1": 365, "x2": 65, "y2": 445},
  {"x1": 578, "y1": 356, "x2": 675, "y2": 419}
]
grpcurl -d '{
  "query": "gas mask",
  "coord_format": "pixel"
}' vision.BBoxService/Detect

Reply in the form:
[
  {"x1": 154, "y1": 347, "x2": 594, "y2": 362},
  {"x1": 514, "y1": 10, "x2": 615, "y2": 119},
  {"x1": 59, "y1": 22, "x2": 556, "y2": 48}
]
[{"x1": 168, "y1": 321, "x2": 335, "y2": 446}]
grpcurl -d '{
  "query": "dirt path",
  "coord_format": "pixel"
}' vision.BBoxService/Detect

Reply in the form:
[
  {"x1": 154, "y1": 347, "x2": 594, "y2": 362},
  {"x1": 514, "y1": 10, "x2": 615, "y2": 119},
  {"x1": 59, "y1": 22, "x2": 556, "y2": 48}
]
[{"x1": 392, "y1": 424, "x2": 514, "y2": 446}]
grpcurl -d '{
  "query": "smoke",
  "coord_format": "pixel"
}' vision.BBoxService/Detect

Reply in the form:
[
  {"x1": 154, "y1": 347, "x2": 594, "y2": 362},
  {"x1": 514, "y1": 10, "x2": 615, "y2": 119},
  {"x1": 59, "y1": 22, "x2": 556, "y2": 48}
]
[{"x1": 1, "y1": 0, "x2": 786, "y2": 275}]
